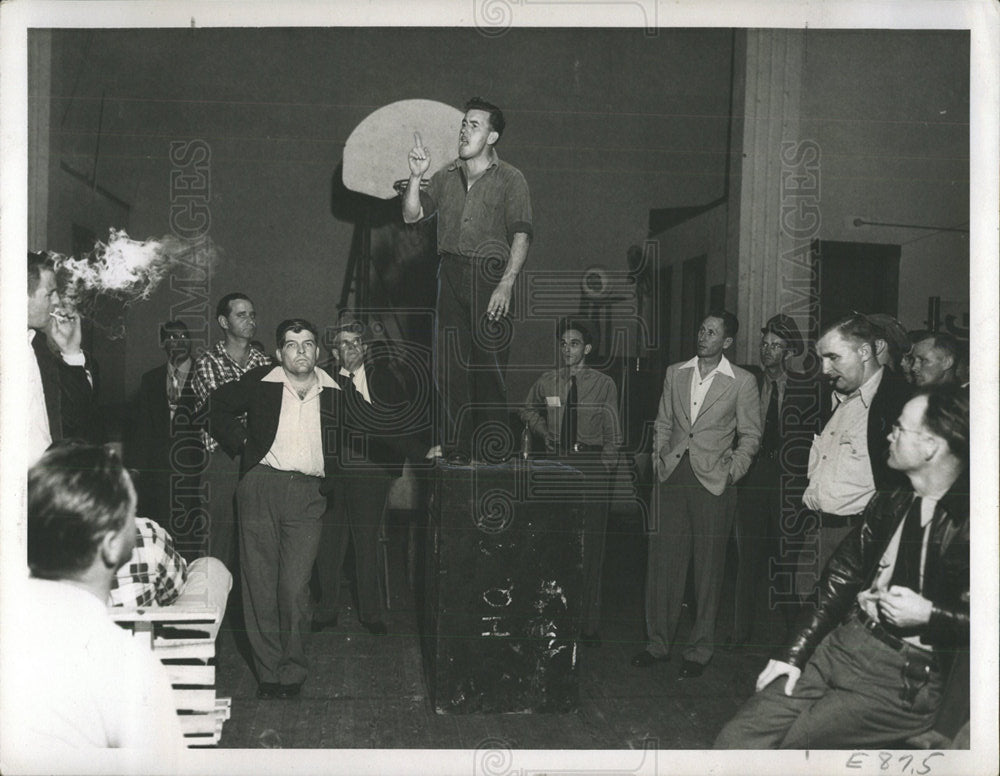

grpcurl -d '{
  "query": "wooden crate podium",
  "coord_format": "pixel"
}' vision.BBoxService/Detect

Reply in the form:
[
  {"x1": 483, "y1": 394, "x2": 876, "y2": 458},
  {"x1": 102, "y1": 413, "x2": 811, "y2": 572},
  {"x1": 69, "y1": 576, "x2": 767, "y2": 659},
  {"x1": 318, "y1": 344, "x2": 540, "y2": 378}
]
[
  {"x1": 423, "y1": 460, "x2": 594, "y2": 714},
  {"x1": 109, "y1": 556, "x2": 233, "y2": 747}
]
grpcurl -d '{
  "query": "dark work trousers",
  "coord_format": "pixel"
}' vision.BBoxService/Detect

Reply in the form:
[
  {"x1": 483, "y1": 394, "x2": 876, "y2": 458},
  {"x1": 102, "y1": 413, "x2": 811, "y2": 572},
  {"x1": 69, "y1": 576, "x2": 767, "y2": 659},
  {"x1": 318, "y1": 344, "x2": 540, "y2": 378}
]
[
  {"x1": 136, "y1": 454, "x2": 206, "y2": 562},
  {"x1": 315, "y1": 467, "x2": 392, "y2": 625},
  {"x1": 645, "y1": 454, "x2": 736, "y2": 665},
  {"x1": 435, "y1": 253, "x2": 512, "y2": 459},
  {"x1": 733, "y1": 455, "x2": 781, "y2": 647},
  {"x1": 568, "y1": 455, "x2": 614, "y2": 635},
  {"x1": 203, "y1": 448, "x2": 241, "y2": 571},
  {"x1": 237, "y1": 464, "x2": 325, "y2": 686},
  {"x1": 714, "y1": 614, "x2": 943, "y2": 749}
]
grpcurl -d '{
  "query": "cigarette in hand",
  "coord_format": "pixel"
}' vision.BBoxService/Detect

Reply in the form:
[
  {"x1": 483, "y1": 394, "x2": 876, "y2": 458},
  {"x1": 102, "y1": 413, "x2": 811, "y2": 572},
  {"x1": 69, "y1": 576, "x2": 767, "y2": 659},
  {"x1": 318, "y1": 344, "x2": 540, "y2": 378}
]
[{"x1": 49, "y1": 310, "x2": 78, "y2": 324}]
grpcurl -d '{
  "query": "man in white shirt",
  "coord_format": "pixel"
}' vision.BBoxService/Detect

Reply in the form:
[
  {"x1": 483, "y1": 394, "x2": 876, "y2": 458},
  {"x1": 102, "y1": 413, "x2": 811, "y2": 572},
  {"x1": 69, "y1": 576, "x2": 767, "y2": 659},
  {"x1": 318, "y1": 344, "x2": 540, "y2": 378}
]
[
  {"x1": 2, "y1": 443, "x2": 184, "y2": 769},
  {"x1": 799, "y1": 314, "x2": 910, "y2": 599},
  {"x1": 313, "y1": 316, "x2": 433, "y2": 636},
  {"x1": 631, "y1": 310, "x2": 761, "y2": 678},
  {"x1": 27, "y1": 251, "x2": 97, "y2": 465},
  {"x1": 208, "y1": 319, "x2": 340, "y2": 700}
]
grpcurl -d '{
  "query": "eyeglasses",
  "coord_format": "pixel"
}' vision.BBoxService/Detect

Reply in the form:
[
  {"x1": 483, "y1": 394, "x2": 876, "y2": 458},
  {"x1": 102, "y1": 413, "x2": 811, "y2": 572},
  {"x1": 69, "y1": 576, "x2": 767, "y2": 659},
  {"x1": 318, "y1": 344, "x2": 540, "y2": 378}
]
[
  {"x1": 760, "y1": 342, "x2": 788, "y2": 351},
  {"x1": 337, "y1": 339, "x2": 364, "y2": 350},
  {"x1": 891, "y1": 422, "x2": 931, "y2": 439}
]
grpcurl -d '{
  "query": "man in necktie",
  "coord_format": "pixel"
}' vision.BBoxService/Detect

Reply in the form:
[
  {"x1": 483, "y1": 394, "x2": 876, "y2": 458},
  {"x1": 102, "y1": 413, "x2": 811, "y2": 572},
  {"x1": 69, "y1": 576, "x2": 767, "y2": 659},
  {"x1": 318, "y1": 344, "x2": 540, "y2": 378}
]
[
  {"x1": 129, "y1": 320, "x2": 201, "y2": 557},
  {"x1": 729, "y1": 314, "x2": 819, "y2": 651},
  {"x1": 312, "y1": 316, "x2": 434, "y2": 636},
  {"x1": 715, "y1": 385, "x2": 969, "y2": 748},
  {"x1": 520, "y1": 319, "x2": 622, "y2": 646}
]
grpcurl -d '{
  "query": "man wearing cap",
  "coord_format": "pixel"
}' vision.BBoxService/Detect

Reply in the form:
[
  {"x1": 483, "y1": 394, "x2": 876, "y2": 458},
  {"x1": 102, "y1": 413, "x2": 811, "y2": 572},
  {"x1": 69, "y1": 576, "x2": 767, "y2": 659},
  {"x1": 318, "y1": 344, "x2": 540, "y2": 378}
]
[
  {"x1": 868, "y1": 313, "x2": 910, "y2": 376},
  {"x1": 312, "y1": 317, "x2": 434, "y2": 636},
  {"x1": 402, "y1": 97, "x2": 532, "y2": 464},
  {"x1": 729, "y1": 314, "x2": 821, "y2": 650}
]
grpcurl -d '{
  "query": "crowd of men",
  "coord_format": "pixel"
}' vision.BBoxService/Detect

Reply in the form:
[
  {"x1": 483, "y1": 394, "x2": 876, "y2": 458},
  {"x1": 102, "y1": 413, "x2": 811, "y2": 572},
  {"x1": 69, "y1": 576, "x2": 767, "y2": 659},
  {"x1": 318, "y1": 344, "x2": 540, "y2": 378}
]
[
  {"x1": 15, "y1": 94, "x2": 972, "y2": 754},
  {"x1": 620, "y1": 307, "x2": 969, "y2": 749}
]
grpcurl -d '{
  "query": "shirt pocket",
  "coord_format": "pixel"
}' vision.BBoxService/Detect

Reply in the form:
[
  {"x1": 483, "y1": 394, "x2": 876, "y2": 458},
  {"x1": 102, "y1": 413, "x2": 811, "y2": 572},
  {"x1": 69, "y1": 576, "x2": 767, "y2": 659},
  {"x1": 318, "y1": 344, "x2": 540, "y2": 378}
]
[{"x1": 833, "y1": 434, "x2": 870, "y2": 483}]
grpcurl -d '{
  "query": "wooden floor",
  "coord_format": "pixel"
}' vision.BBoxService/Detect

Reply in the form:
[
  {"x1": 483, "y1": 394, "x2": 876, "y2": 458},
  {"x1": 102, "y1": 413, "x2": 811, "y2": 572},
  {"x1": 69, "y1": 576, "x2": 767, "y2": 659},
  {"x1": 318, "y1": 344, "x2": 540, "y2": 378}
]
[{"x1": 213, "y1": 512, "x2": 785, "y2": 750}]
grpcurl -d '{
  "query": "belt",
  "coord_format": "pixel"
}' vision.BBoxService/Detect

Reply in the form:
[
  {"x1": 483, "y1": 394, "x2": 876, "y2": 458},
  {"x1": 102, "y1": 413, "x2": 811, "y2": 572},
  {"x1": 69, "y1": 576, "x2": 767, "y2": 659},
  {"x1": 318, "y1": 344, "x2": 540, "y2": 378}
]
[
  {"x1": 853, "y1": 608, "x2": 938, "y2": 668},
  {"x1": 256, "y1": 464, "x2": 323, "y2": 480},
  {"x1": 567, "y1": 442, "x2": 602, "y2": 454},
  {"x1": 819, "y1": 511, "x2": 863, "y2": 529}
]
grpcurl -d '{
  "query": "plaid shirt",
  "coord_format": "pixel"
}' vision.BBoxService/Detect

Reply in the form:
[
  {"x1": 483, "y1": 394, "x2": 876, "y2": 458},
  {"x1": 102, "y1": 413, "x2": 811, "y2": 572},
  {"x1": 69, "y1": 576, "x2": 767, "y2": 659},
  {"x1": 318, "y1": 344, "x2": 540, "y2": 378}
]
[
  {"x1": 108, "y1": 517, "x2": 188, "y2": 608},
  {"x1": 192, "y1": 341, "x2": 271, "y2": 452}
]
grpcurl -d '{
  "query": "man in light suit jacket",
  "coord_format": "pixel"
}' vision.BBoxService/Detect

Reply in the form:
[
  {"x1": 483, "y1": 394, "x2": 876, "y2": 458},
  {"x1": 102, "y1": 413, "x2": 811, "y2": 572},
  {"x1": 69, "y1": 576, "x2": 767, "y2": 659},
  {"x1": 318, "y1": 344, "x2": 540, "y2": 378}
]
[{"x1": 631, "y1": 310, "x2": 761, "y2": 678}]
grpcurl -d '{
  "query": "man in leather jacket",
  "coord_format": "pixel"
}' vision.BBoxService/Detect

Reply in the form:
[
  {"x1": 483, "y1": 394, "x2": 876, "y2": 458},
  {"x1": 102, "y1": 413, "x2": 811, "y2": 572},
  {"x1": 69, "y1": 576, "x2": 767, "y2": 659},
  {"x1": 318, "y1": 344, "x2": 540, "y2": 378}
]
[{"x1": 715, "y1": 384, "x2": 969, "y2": 749}]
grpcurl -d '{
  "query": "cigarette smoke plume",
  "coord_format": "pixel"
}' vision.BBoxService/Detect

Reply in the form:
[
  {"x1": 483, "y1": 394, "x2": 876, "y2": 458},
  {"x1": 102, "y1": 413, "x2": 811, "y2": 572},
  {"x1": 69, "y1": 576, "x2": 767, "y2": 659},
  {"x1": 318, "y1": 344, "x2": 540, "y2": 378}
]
[{"x1": 49, "y1": 228, "x2": 221, "y2": 339}]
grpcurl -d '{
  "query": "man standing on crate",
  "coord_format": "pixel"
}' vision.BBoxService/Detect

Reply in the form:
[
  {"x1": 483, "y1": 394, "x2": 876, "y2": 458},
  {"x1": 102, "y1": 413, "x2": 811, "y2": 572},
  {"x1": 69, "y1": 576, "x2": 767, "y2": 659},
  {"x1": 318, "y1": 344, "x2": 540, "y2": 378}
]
[{"x1": 402, "y1": 97, "x2": 533, "y2": 465}]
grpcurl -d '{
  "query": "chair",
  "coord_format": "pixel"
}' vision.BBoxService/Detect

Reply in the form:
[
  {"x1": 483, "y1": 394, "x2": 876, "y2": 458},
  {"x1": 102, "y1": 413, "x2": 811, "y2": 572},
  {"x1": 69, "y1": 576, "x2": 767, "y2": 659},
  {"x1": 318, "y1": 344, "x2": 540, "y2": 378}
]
[{"x1": 109, "y1": 556, "x2": 233, "y2": 747}]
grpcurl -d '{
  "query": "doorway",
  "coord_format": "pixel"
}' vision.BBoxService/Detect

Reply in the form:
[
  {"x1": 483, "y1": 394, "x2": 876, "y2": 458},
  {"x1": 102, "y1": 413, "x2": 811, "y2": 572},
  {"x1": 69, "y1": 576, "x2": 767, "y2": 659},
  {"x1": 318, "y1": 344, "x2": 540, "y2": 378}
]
[{"x1": 812, "y1": 240, "x2": 901, "y2": 329}]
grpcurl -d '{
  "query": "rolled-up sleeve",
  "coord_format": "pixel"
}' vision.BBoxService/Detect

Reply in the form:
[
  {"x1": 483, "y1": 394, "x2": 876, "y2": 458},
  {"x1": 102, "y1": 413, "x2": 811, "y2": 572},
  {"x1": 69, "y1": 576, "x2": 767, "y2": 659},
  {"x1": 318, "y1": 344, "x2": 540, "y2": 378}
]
[{"x1": 504, "y1": 167, "x2": 532, "y2": 242}]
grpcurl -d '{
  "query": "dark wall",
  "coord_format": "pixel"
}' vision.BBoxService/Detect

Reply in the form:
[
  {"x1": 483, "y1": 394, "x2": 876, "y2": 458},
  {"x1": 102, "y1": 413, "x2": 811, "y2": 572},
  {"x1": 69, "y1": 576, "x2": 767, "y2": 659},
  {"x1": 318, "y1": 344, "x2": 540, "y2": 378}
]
[
  {"x1": 800, "y1": 30, "x2": 969, "y2": 330},
  {"x1": 44, "y1": 27, "x2": 735, "y2": 404}
]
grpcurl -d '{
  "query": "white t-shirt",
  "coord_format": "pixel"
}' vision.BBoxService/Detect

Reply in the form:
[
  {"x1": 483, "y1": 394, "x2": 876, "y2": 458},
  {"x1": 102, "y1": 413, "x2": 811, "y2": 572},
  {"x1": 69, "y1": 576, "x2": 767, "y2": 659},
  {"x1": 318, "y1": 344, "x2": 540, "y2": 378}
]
[{"x1": 1, "y1": 578, "x2": 183, "y2": 770}]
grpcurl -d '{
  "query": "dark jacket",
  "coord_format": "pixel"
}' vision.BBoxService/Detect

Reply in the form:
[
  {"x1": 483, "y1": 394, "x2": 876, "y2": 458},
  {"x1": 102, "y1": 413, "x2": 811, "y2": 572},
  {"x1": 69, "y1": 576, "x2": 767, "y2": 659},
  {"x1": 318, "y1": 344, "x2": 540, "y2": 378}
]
[
  {"x1": 820, "y1": 366, "x2": 912, "y2": 496},
  {"x1": 207, "y1": 364, "x2": 340, "y2": 479},
  {"x1": 130, "y1": 363, "x2": 199, "y2": 463},
  {"x1": 333, "y1": 359, "x2": 431, "y2": 478},
  {"x1": 746, "y1": 368, "x2": 822, "y2": 489},
  {"x1": 781, "y1": 471, "x2": 970, "y2": 674},
  {"x1": 127, "y1": 362, "x2": 200, "y2": 518},
  {"x1": 31, "y1": 329, "x2": 102, "y2": 444}
]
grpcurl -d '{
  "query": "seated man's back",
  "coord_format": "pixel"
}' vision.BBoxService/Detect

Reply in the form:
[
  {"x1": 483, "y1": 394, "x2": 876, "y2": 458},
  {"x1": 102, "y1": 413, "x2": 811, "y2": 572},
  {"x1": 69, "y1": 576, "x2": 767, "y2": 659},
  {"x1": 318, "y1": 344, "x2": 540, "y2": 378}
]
[
  {"x1": 6, "y1": 577, "x2": 181, "y2": 753},
  {"x1": 4, "y1": 442, "x2": 184, "y2": 770}
]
